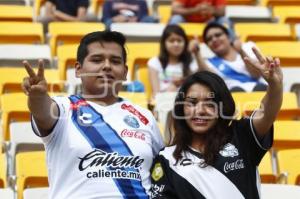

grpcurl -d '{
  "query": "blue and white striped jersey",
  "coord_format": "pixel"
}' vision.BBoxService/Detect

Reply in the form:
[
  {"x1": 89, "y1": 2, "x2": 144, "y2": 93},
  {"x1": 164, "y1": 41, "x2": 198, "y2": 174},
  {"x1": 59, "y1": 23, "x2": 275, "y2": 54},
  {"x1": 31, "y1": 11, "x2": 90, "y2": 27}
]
[{"x1": 32, "y1": 95, "x2": 164, "y2": 199}]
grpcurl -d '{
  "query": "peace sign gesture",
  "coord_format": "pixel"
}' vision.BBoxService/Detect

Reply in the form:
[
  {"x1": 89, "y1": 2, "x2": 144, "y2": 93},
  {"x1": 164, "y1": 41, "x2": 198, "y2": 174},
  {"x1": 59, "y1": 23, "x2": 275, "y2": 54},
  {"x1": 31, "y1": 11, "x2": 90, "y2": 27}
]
[
  {"x1": 244, "y1": 47, "x2": 283, "y2": 86},
  {"x1": 22, "y1": 59, "x2": 48, "y2": 96}
]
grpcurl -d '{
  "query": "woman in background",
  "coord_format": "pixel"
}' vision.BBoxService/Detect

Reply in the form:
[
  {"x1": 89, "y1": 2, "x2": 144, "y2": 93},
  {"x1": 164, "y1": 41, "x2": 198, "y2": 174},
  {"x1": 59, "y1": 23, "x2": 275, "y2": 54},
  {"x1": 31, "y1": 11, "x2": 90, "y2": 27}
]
[{"x1": 148, "y1": 25, "x2": 198, "y2": 101}]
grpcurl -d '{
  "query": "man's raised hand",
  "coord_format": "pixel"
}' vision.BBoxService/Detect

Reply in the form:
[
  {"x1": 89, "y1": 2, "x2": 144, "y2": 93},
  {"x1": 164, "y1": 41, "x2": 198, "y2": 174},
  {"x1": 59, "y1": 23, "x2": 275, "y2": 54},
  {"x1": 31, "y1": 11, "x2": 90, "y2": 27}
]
[{"x1": 22, "y1": 59, "x2": 48, "y2": 96}]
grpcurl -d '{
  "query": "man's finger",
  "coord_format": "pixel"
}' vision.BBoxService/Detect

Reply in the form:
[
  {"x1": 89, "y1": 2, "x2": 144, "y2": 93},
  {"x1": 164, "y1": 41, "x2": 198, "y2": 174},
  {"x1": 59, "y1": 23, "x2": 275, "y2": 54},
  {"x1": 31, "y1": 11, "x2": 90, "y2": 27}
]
[
  {"x1": 244, "y1": 56, "x2": 263, "y2": 71},
  {"x1": 22, "y1": 77, "x2": 31, "y2": 95},
  {"x1": 252, "y1": 47, "x2": 265, "y2": 64},
  {"x1": 37, "y1": 59, "x2": 45, "y2": 78},
  {"x1": 23, "y1": 60, "x2": 36, "y2": 78}
]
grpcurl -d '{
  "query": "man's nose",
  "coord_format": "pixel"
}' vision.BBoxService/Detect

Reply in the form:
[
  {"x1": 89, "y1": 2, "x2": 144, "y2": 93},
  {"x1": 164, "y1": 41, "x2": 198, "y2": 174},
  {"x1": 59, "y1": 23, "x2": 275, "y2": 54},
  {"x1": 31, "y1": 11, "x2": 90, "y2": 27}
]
[{"x1": 102, "y1": 59, "x2": 111, "y2": 70}]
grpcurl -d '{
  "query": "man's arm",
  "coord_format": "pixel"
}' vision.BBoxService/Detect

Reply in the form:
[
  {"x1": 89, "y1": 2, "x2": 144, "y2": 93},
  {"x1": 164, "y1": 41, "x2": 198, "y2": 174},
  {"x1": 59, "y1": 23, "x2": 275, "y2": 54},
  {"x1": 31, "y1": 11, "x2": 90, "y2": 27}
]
[
  {"x1": 22, "y1": 60, "x2": 59, "y2": 137},
  {"x1": 44, "y1": 1, "x2": 56, "y2": 19},
  {"x1": 171, "y1": 1, "x2": 199, "y2": 16},
  {"x1": 54, "y1": 6, "x2": 87, "y2": 21},
  {"x1": 212, "y1": 5, "x2": 225, "y2": 17},
  {"x1": 244, "y1": 48, "x2": 283, "y2": 138}
]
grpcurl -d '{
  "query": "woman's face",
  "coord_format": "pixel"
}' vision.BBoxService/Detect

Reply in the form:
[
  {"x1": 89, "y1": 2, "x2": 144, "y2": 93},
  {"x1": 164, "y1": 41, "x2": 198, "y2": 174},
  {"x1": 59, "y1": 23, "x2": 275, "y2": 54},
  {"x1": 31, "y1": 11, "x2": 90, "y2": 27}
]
[
  {"x1": 165, "y1": 33, "x2": 185, "y2": 58},
  {"x1": 183, "y1": 83, "x2": 218, "y2": 135},
  {"x1": 205, "y1": 27, "x2": 231, "y2": 55}
]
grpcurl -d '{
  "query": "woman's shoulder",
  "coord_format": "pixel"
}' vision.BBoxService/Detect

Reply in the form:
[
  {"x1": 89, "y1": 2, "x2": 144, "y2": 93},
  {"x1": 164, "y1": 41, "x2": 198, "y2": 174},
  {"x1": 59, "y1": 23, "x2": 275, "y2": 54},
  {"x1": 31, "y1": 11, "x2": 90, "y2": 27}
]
[{"x1": 148, "y1": 56, "x2": 162, "y2": 69}]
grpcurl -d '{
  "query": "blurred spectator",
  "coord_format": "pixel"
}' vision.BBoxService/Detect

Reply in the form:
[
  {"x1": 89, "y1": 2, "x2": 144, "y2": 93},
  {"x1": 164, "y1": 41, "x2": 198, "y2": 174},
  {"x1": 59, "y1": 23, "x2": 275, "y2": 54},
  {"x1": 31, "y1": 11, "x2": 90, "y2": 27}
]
[
  {"x1": 38, "y1": 0, "x2": 89, "y2": 32},
  {"x1": 148, "y1": 25, "x2": 199, "y2": 100},
  {"x1": 102, "y1": 0, "x2": 158, "y2": 29},
  {"x1": 170, "y1": 0, "x2": 226, "y2": 24},
  {"x1": 190, "y1": 22, "x2": 267, "y2": 92},
  {"x1": 44, "y1": 0, "x2": 89, "y2": 21}
]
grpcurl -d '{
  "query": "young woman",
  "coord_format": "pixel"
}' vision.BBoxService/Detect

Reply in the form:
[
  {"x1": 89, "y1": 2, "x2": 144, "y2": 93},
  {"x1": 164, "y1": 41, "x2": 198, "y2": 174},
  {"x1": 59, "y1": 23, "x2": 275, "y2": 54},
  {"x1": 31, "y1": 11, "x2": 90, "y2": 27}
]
[
  {"x1": 150, "y1": 48, "x2": 282, "y2": 198},
  {"x1": 191, "y1": 22, "x2": 267, "y2": 92},
  {"x1": 148, "y1": 24, "x2": 198, "y2": 100}
]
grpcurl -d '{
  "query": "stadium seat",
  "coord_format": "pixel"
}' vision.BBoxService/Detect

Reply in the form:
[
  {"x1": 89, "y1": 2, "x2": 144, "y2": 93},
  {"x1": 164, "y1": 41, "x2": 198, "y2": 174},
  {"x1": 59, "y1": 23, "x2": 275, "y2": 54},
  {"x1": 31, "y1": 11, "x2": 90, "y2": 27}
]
[
  {"x1": 119, "y1": 92, "x2": 148, "y2": 109},
  {"x1": 0, "y1": 5, "x2": 33, "y2": 22},
  {"x1": 16, "y1": 151, "x2": 48, "y2": 199},
  {"x1": 0, "y1": 154, "x2": 7, "y2": 188},
  {"x1": 273, "y1": 6, "x2": 300, "y2": 24},
  {"x1": 259, "y1": 151, "x2": 277, "y2": 183},
  {"x1": 235, "y1": 23, "x2": 294, "y2": 42},
  {"x1": 89, "y1": 0, "x2": 105, "y2": 17},
  {"x1": 23, "y1": 187, "x2": 49, "y2": 199},
  {"x1": 48, "y1": 22, "x2": 105, "y2": 55},
  {"x1": 232, "y1": 92, "x2": 298, "y2": 116},
  {"x1": 56, "y1": 44, "x2": 77, "y2": 80},
  {"x1": 110, "y1": 23, "x2": 166, "y2": 42},
  {"x1": 0, "y1": 44, "x2": 52, "y2": 68},
  {"x1": 0, "y1": 22, "x2": 44, "y2": 44},
  {"x1": 1, "y1": 93, "x2": 30, "y2": 141},
  {"x1": 0, "y1": 92, "x2": 66, "y2": 140},
  {"x1": 0, "y1": 67, "x2": 61, "y2": 94},
  {"x1": 261, "y1": 184, "x2": 300, "y2": 198},
  {"x1": 295, "y1": 24, "x2": 300, "y2": 40},
  {"x1": 7, "y1": 122, "x2": 44, "y2": 177},
  {"x1": 261, "y1": 0, "x2": 300, "y2": 6},
  {"x1": 256, "y1": 41, "x2": 300, "y2": 66},
  {"x1": 33, "y1": 0, "x2": 46, "y2": 17},
  {"x1": 273, "y1": 121, "x2": 300, "y2": 150},
  {"x1": 126, "y1": 42, "x2": 160, "y2": 99},
  {"x1": 0, "y1": 188, "x2": 14, "y2": 199},
  {"x1": 277, "y1": 149, "x2": 300, "y2": 185},
  {"x1": 244, "y1": 109, "x2": 300, "y2": 120},
  {"x1": 179, "y1": 23, "x2": 206, "y2": 41},
  {"x1": 157, "y1": 4, "x2": 171, "y2": 24},
  {"x1": 226, "y1": 6, "x2": 272, "y2": 22}
]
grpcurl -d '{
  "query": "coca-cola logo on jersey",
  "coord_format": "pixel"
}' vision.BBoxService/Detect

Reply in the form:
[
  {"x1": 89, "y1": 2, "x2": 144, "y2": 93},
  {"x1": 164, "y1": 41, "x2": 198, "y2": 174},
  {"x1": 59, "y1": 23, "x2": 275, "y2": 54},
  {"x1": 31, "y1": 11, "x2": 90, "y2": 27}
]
[
  {"x1": 223, "y1": 159, "x2": 245, "y2": 173},
  {"x1": 78, "y1": 149, "x2": 144, "y2": 171},
  {"x1": 121, "y1": 129, "x2": 145, "y2": 141}
]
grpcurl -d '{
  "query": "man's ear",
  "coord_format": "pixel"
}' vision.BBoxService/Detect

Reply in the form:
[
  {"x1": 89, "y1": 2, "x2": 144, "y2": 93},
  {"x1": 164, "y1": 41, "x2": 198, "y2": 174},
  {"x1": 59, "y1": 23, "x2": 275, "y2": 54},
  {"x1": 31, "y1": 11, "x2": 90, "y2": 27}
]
[
  {"x1": 123, "y1": 64, "x2": 128, "y2": 81},
  {"x1": 75, "y1": 61, "x2": 82, "y2": 78}
]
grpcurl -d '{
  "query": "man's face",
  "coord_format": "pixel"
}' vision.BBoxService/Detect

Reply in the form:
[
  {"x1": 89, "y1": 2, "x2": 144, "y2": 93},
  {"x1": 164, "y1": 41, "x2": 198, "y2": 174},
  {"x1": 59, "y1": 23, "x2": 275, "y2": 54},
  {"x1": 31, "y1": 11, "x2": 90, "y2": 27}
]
[{"x1": 76, "y1": 41, "x2": 128, "y2": 99}]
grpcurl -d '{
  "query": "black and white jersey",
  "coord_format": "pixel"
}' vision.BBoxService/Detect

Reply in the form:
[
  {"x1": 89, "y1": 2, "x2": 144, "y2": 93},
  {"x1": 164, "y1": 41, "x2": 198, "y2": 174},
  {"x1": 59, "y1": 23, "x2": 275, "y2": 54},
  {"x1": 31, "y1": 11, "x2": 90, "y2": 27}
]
[{"x1": 150, "y1": 117, "x2": 273, "y2": 199}]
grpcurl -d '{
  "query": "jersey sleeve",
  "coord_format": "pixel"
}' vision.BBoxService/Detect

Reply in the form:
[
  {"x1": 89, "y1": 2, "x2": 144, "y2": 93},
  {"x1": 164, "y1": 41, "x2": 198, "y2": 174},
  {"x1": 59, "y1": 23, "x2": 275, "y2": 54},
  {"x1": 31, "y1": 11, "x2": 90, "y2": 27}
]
[
  {"x1": 150, "y1": 155, "x2": 177, "y2": 199},
  {"x1": 235, "y1": 113, "x2": 273, "y2": 166},
  {"x1": 31, "y1": 96, "x2": 70, "y2": 146}
]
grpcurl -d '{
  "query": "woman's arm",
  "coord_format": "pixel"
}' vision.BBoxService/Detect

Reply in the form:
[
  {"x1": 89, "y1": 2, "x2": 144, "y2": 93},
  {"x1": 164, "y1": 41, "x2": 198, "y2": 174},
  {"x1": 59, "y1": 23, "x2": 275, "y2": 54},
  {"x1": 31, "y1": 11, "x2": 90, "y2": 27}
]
[
  {"x1": 244, "y1": 47, "x2": 283, "y2": 138},
  {"x1": 149, "y1": 67, "x2": 161, "y2": 100}
]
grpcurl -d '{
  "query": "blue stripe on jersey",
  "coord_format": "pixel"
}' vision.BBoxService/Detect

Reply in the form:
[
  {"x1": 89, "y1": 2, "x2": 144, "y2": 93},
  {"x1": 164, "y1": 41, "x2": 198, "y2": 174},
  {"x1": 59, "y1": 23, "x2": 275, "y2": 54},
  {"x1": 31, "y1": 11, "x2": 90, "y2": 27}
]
[{"x1": 69, "y1": 95, "x2": 148, "y2": 199}]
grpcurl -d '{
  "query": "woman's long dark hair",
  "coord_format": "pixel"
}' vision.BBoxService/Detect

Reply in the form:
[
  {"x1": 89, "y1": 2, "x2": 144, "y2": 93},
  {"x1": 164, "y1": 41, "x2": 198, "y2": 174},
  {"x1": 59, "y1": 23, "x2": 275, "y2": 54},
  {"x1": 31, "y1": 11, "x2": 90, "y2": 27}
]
[
  {"x1": 158, "y1": 25, "x2": 192, "y2": 77},
  {"x1": 171, "y1": 71, "x2": 236, "y2": 167}
]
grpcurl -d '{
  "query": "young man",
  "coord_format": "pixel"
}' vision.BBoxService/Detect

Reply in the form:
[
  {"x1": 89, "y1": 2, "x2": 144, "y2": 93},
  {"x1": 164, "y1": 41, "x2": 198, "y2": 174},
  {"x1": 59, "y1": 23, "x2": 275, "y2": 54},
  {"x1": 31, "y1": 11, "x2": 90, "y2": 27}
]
[
  {"x1": 44, "y1": 0, "x2": 89, "y2": 22},
  {"x1": 101, "y1": 0, "x2": 157, "y2": 29},
  {"x1": 22, "y1": 31, "x2": 164, "y2": 198},
  {"x1": 170, "y1": 0, "x2": 226, "y2": 24}
]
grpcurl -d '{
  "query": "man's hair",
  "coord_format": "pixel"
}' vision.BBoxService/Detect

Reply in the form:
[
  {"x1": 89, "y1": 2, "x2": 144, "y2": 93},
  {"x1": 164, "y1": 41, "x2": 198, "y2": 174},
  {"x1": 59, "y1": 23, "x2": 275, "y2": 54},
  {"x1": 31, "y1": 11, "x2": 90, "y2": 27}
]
[
  {"x1": 77, "y1": 31, "x2": 127, "y2": 65},
  {"x1": 202, "y1": 22, "x2": 230, "y2": 44}
]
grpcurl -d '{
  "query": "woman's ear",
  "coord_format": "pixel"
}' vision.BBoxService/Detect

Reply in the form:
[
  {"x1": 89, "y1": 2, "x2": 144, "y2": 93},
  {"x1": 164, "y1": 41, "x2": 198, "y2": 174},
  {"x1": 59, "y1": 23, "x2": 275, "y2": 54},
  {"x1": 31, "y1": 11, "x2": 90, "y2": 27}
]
[{"x1": 75, "y1": 62, "x2": 82, "y2": 78}]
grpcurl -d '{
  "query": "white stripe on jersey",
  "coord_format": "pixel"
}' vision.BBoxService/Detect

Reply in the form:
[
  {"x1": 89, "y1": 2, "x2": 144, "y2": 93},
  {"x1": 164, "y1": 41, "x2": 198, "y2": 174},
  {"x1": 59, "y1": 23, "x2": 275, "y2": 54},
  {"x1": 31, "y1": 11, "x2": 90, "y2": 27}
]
[{"x1": 160, "y1": 146, "x2": 245, "y2": 199}]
